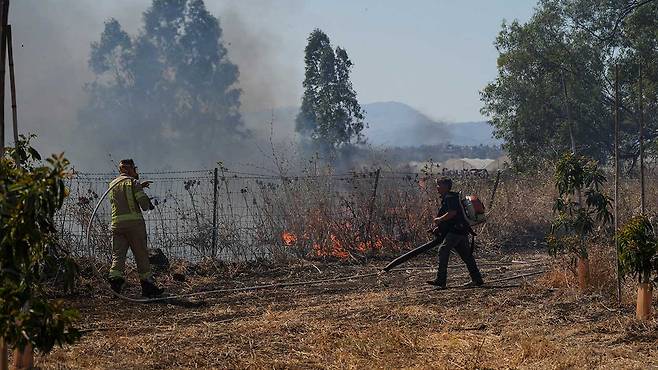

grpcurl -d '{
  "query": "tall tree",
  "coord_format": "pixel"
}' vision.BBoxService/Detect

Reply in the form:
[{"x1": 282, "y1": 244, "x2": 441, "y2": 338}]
[
  {"x1": 296, "y1": 29, "x2": 365, "y2": 155},
  {"x1": 80, "y1": 0, "x2": 245, "y2": 168},
  {"x1": 481, "y1": 0, "x2": 657, "y2": 171}
]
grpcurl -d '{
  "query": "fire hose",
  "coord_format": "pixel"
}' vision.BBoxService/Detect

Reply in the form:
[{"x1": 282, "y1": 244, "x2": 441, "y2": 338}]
[
  {"x1": 85, "y1": 177, "x2": 398, "y2": 303},
  {"x1": 86, "y1": 176, "x2": 545, "y2": 304}
]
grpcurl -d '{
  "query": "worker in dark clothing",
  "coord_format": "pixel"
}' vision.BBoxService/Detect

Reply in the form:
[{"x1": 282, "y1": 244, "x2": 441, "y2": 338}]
[{"x1": 426, "y1": 177, "x2": 484, "y2": 289}]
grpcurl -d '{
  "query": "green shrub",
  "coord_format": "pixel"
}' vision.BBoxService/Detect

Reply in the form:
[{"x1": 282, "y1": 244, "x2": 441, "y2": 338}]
[
  {"x1": 547, "y1": 152, "x2": 612, "y2": 258},
  {"x1": 618, "y1": 215, "x2": 657, "y2": 284},
  {"x1": 0, "y1": 135, "x2": 80, "y2": 352}
]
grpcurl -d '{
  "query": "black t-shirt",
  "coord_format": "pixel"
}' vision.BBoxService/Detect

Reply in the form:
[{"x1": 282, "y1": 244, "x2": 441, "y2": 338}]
[{"x1": 437, "y1": 191, "x2": 468, "y2": 235}]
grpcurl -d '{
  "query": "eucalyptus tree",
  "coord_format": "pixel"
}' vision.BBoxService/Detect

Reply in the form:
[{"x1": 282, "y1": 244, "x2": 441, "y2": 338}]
[
  {"x1": 81, "y1": 0, "x2": 245, "y2": 168},
  {"x1": 296, "y1": 29, "x2": 366, "y2": 156}
]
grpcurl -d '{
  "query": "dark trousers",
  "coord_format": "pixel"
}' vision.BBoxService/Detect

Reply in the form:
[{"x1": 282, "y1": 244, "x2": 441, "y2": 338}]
[{"x1": 435, "y1": 232, "x2": 483, "y2": 287}]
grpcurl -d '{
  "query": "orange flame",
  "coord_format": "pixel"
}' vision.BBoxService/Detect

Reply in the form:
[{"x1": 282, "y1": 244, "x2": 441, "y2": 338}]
[
  {"x1": 356, "y1": 240, "x2": 383, "y2": 253},
  {"x1": 282, "y1": 231, "x2": 297, "y2": 246},
  {"x1": 312, "y1": 234, "x2": 350, "y2": 259},
  {"x1": 330, "y1": 234, "x2": 349, "y2": 259}
]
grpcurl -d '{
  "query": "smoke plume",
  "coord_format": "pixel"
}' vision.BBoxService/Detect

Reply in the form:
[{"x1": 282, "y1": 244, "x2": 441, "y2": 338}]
[{"x1": 6, "y1": 0, "x2": 302, "y2": 172}]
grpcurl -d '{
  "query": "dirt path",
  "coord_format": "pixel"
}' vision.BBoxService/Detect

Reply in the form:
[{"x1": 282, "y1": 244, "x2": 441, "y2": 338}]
[{"x1": 38, "y1": 252, "x2": 658, "y2": 369}]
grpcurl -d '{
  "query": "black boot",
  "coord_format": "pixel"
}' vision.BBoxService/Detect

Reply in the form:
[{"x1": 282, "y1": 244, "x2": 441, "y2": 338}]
[
  {"x1": 108, "y1": 277, "x2": 125, "y2": 294},
  {"x1": 426, "y1": 279, "x2": 447, "y2": 289},
  {"x1": 461, "y1": 280, "x2": 484, "y2": 288},
  {"x1": 140, "y1": 279, "x2": 164, "y2": 298}
]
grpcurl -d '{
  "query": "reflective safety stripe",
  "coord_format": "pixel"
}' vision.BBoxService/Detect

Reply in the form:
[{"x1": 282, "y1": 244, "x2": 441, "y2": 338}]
[
  {"x1": 112, "y1": 213, "x2": 144, "y2": 223},
  {"x1": 125, "y1": 182, "x2": 137, "y2": 214},
  {"x1": 135, "y1": 191, "x2": 148, "y2": 200},
  {"x1": 139, "y1": 270, "x2": 153, "y2": 280}
]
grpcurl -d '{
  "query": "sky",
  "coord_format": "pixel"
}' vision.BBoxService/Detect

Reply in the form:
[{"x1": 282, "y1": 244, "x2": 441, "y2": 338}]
[
  {"x1": 3, "y1": 0, "x2": 537, "y2": 159},
  {"x1": 210, "y1": 0, "x2": 538, "y2": 122}
]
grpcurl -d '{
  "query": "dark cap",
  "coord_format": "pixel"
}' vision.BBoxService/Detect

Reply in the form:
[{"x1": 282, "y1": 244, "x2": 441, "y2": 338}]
[
  {"x1": 435, "y1": 177, "x2": 453, "y2": 190},
  {"x1": 119, "y1": 159, "x2": 135, "y2": 167}
]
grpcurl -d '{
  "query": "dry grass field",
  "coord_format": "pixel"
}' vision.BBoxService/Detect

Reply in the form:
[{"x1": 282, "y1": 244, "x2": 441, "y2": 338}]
[
  {"x1": 36, "y1": 248, "x2": 658, "y2": 370},
  {"x1": 34, "y1": 171, "x2": 658, "y2": 369}
]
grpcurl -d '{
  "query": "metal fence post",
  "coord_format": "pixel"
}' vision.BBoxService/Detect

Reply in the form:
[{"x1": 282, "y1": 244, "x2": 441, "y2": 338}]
[
  {"x1": 614, "y1": 64, "x2": 621, "y2": 305},
  {"x1": 639, "y1": 63, "x2": 645, "y2": 215},
  {"x1": 212, "y1": 167, "x2": 218, "y2": 258},
  {"x1": 365, "y1": 168, "x2": 381, "y2": 245}
]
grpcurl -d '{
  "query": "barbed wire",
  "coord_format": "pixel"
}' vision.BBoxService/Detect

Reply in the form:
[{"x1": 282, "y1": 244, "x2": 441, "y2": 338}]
[{"x1": 70, "y1": 170, "x2": 493, "y2": 182}]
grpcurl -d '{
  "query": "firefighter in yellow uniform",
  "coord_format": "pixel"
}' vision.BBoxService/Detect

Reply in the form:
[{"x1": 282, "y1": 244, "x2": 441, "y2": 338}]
[{"x1": 108, "y1": 159, "x2": 163, "y2": 298}]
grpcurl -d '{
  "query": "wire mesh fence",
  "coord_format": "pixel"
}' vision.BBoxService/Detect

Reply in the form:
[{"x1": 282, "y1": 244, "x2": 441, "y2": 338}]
[{"x1": 56, "y1": 168, "x2": 501, "y2": 263}]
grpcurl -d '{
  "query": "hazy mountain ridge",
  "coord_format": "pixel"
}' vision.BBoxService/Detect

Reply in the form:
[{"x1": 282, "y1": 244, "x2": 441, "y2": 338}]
[{"x1": 243, "y1": 101, "x2": 500, "y2": 148}]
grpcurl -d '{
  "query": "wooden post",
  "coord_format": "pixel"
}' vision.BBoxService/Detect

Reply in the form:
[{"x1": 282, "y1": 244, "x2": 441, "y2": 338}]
[
  {"x1": 488, "y1": 170, "x2": 502, "y2": 209},
  {"x1": 0, "y1": 4, "x2": 10, "y2": 367},
  {"x1": 614, "y1": 64, "x2": 621, "y2": 305},
  {"x1": 0, "y1": 338, "x2": 7, "y2": 370},
  {"x1": 212, "y1": 167, "x2": 218, "y2": 257},
  {"x1": 638, "y1": 63, "x2": 645, "y2": 215},
  {"x1": 562, "y1": 70, "x2": 588, "y2": 287},
  {"x1": 479, "y1": 169, "x2": 502, "y2": 238},
  {"x1": 561, "y1": 71, "x2": 576, "y2": 154},
  {"x1": 0, "y1": 0, "x2": 9, "y2": 155},
  {"x1": 7, "y1": 24, "x2": 16, "y2": 148}
]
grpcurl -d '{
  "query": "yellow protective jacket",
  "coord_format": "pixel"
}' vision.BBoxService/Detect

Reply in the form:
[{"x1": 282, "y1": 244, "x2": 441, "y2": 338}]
[{"x1": 109, "y1": 175, "x2": 152, "y2": 229}]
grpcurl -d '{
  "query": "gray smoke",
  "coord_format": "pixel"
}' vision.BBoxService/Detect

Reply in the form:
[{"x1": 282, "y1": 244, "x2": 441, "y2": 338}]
[{"x1": 5, "y1": 0, "x2": 302, "y2": 172}]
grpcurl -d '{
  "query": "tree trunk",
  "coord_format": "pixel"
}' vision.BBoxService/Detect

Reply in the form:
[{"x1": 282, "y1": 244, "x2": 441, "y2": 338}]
[
  {"x1": 577, "y1": 256, "x2": 589, "y2": 290},
  {"x1": 636, "y1": 283, "x2": 652, "y2": 321}
]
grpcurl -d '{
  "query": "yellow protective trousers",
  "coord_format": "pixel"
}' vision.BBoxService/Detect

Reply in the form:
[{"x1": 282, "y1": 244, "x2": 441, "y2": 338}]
[{"x1": 109, "y1": 220, "x2": 153, "y2": 281}]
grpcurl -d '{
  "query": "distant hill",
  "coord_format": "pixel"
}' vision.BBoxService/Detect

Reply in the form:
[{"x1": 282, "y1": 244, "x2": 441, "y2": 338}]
[
  {"x1": 362, "y1": 101, "x2": 500, "y2": 147},
  {"x1": 361, "y1": 101, "x2": 451, "y2": 147},
  {"x1": 242, "y1": 101, "x2": 501, "y2": 148},
  {"x1": 445, "y1": 121, "x2": 501, "y2": 147}
]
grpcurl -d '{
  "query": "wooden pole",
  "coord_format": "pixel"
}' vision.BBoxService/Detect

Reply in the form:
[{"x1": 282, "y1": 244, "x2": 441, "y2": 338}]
[
  {"x1": 561, "y1": 71, "x2": 583, "y2": 208},
  {"x1": 0, "y1": 339, "x2": 6, "y2": 370},
  {"x1": 561, "y1": 71, "x2": 577, "y2": 154},
  {"x1": 562, "y1": 69, "x2": 589, "y2": 288},
  {"x1": 0, "y1": 3, "x2": 10, "y2": 366},
  {"x1": 614, "y1": 64, "x2": 621, "y2": 305},
  {"x1": 7, "y1": 24, "x2": 16, "y2": 148},
  {"x1": 638, "y1": 63, "x2": 645, "y2": 215},
  {"x1": 488, "y1": 169, "x2": 502, "y2": 209},
  {"x1": 0, "y1": 0, "x2": 8, "y2": 156},
  {"x1": 212, "y1": 167, "x2": 218, "y2": 257}
]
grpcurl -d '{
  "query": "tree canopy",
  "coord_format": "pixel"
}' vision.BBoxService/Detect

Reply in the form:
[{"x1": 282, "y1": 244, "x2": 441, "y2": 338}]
[
  {"x1": 80, "y1": 0, "x2": 246, "y2": 168},
  {"x1": 481, "y1": 0, "x2": 657, "y2": 171},
  {"x1": 296, "y1": 29, "x2": 366, "y2": 156}
]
